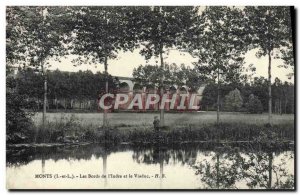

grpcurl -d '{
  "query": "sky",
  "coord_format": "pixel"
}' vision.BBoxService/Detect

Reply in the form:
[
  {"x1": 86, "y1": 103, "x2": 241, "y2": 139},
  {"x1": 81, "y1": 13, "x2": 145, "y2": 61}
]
[{"x1": 47, "y1": 48, "x2": 294, "y2": 83}]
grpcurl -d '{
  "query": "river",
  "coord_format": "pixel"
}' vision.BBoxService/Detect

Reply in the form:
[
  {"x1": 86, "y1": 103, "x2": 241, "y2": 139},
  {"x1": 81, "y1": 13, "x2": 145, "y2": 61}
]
[{"x1": 6, "y1": 143, "x2": 294, "y2": 190}]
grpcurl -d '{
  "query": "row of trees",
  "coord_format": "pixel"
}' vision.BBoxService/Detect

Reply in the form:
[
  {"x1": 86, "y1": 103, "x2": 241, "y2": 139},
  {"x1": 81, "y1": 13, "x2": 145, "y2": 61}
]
[
  {"x1": 202, "y1": 77, "x2": 294, "y2": 114},
  {"x1": 15, "y1": 68, "x2": 118, "y2": 109},
  {"x1": 13, "y1": 67, "x2": 294, "y2": 114},
  {"x1": 6, "y1": 6, "x2": 294, "y2": 130},
  {"x1": 12, "y1": 65, "x2": 204, "y2": 110},
  {"x1": 190, "y1": 7, "x2": 293, "y2": 124}
]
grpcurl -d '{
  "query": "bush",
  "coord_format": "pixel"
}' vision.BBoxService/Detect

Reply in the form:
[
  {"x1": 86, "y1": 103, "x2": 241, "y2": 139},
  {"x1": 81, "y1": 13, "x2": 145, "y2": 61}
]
[
  {"x1": 35, "y1": 114, "x2": 84, "y2": 143},
  {"x1": 224, "y1": 88, "x2": 243, "y2": 112},
  {"x1": 246, "y1": 94, "x2": 263, "y2": 114},
  {"x1": 6, "y1": 76, "x2": 35, "y2": 144}
]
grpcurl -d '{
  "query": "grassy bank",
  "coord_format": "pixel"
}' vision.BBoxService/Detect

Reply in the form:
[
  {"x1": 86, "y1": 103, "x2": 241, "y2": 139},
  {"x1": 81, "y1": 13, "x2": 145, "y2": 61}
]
[
  {"x1": 32, "y1": 112, "x2": 294, "y2": 127},
  {"x1": 32, "y1": 112, "x2": 294, "y2": 145},
  {"x1": 3, "y1": 111, "x2": 289, "y2": 144}
]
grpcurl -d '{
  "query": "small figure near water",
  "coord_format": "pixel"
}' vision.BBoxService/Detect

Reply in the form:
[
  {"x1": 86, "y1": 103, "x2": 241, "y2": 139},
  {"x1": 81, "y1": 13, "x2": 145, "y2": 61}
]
[{"x1": 153, "y1": 116, "x2": 160, "y2": 132}]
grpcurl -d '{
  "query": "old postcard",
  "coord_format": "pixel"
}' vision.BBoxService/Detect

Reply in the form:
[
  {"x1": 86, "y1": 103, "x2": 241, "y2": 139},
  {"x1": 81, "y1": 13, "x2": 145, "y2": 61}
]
[{"x1": 6, "y1": 6, "x2": 295, "y2": 190}]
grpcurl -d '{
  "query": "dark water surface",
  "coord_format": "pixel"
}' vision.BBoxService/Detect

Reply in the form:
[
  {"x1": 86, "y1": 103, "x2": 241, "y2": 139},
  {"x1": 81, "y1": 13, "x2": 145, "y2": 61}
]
[{"x1": 6, "y1": 143, "x2": 294, "y2": 189}]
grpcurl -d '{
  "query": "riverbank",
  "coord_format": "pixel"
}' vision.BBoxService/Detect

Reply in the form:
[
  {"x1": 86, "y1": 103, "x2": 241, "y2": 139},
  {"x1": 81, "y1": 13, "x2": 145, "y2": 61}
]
[
  {"x1": 32, "y1": 112, "x2": 294, "y2": 126},
  {"x1": 7, "y1": 112, "x2": 294, "y2": 145},
  {"x1": 17, "y1": 121, "x2": 294, "y2": 146}
]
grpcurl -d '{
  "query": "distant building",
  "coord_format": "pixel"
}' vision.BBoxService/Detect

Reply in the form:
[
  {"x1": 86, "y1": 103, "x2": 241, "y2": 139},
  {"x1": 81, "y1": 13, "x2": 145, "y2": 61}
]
[{"x1": 117, "y1": 76, "x2": 206, "y2": 111}]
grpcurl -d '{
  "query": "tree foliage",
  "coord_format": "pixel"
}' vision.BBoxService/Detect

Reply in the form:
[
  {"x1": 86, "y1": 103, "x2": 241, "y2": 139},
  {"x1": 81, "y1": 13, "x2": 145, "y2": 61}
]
[
  {"x1": 188, "y1": 6, "x2": 246, "y2": 83},
  {"x1": 6, "y1": 75, "x2": 35, "y2": 143},
  {"x1": 246, "y1": 94, "x2": 263, "y2": 114},
  {"x1": 6, "y1": 6, "x2": 73, "y2": 69},
  {"x1": 137, "y1": 6, "x2": 198, "y2": 60},
  {"x1": 244, "y1": 6, "x2": 292, "y2": 58},
  {"x1": 224, "y1": 88, "x2": 243, "y2": 112},
  {"x1": 201, "y1": 77, "x2": 294, "y2": 114},
  {"x1": 244, "y1": 6, "x2": 293, "y2": 123},
  {"x1": 15, "y1": 69, "x2": 119, "y2": 109},
  {"x1": 133, "y1": 63, "x2": 204, "y2": 91},
  {"x1": 71, "y1": 7, "x2": 138, "y2": 70}
]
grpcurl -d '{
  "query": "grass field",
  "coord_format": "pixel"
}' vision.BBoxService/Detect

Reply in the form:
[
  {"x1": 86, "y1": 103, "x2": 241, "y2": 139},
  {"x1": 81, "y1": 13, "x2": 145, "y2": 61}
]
[
  {"x1": 33, "y1": 111, "x2": 294, "y2": 128},
  {"x1": 31, "y1": 111, "x2": 294, "y2": 143}
]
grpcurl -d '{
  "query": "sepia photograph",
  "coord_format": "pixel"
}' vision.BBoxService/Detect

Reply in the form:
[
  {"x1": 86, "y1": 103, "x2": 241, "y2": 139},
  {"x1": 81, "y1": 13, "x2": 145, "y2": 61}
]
[{"x1": 6, "y1": 5, "x2": 295, "y2": 190}]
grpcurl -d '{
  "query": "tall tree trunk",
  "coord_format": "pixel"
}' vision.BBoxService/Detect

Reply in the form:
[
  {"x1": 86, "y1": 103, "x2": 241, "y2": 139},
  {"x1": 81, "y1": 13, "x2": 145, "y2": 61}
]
[
  {"x1": 279, "y1": 99, "x2": 282, "y2": 115},
  {"x1": 103, "y1": 56, "x2": 108, "y2": 127},
  {"x1": 55, "y1": 94, "x2": 58, "y2": 111},
  {"x1": 285, "y1": 95, "x2": 288, "y2": 114},
  {"x1": 41, "y1": 7, "x2": 47, "y2": 140},
  {"x1": 159, "y1": 44, "x2": 165, "y2": 127},
  {"x1": 268, "y1": 51, "x2": 272, "y2": 124},
  {"x1": 37, "y1": 99, "x2": 40, "y2": 110},
  {"x1": 64, "y1": 98, "x2": 67, "y2": 110},
  {"x1": 42, "y1": 74, "x2": 47, "y2": 141},
  {"x1": 216, "y1": 152, "x2": 220, "y2": 189},
  {"x1": 217, "y1": 67, "x2": 220, "y2": 125}
]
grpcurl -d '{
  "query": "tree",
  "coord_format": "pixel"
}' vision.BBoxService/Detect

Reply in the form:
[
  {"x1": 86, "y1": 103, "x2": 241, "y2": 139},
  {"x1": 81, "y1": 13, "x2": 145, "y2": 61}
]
[
  {"x1": 133, "y1": 64, "x2": 161, "y2": 89},
  {"x1": 47, "y1": 70, "x2": 65, "y2": 110},
  {"x1": 6, "y1": 75, "x2": 35, "y2": 143},
  {"x1": 6, "y1": 7, "x2": 28, "y2": 65},
  {"x1": 240, "y1": 63, "x2": 257, "y2": 85},
  {"x1": 16, "y1": 68, "x2": 44, "y2": 109},
  {"x1": 250, "y1": 77, "x2": 269, "y2": 111},
  {"x1": 201, "y1": 83, "x2": 218, "y2": 111},
  {"x1": 6, "y1": 6, "x2": 73, "y2": 141},
  {"x1": 133, "y1": 63, "x2": 204, "y2": 94},
  {"x1": 278, "y1": 7, "x2": 294, "y2": 80},
  {"x1": 136, "y1": 6, "x2": 198, "y2": 126},
  {"x1": 187, "y1": 6, "x2": 246, "y2": 124},
  {"x1": 246, "y1": 94, "x2": 263, "y2": 114},
  {"x1": 13, "y1": 69, "x2": 119, "y2": 111},
  {"x1": 244, "y1": 6, "x2": 292, "y2": 124},
  {"x1": 176, "y1": 64, "x2": 206, "y2": 92},
  {"x1": 224, "y1": 88, "x2": 243, "y2": 112},
  {"x1": 71, "y1": 7, "x2": 137, "y2": 127}
]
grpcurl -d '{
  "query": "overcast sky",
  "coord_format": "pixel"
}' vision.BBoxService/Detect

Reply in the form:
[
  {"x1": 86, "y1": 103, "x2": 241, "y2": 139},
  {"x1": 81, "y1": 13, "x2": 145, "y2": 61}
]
[{"x1": 47, "y1": 48, "x2": 294, "y2": 83}]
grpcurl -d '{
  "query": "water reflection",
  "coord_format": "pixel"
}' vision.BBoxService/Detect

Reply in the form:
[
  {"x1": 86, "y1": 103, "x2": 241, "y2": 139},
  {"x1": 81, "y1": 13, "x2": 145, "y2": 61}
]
[
  {"x1": 6, "y1": 143, "x2": 294, "y2": 189},
  {"x1": 193, "y1": 146, "x2": 244, "y2": 189},
  {"x1": 192, "y1": 146, "x2": 294, "y2": 189}
]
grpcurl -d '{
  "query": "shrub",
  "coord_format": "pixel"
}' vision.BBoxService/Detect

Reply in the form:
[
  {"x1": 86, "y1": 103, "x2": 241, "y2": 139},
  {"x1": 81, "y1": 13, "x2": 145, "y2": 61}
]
[
  {"x1": 246, "y1": 94, "x2": 263, "y2": 114},
  {"x1": 6, "y1": 76, "x2": 35, "y2": 144},
  {"x1": 224, "y1": 88, "x2": 243, "y2": 112}
]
